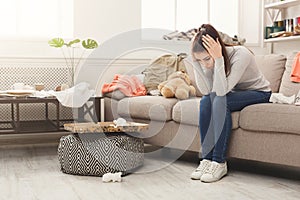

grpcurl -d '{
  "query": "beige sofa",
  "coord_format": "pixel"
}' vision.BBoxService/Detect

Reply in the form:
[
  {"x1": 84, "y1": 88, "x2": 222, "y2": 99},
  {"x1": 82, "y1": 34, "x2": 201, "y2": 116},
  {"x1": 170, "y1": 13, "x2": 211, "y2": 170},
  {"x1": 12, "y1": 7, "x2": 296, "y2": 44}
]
[{"x1": 104, "y1": 52, "x2": 300, "y2": 168}]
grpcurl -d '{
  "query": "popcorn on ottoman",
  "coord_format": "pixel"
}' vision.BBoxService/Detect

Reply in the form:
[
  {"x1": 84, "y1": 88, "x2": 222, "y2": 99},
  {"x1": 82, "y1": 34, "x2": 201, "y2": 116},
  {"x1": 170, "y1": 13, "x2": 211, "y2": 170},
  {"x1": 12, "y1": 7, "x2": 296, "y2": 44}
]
[{"x1": 57, "y1": 133, "x2": 144, "y2": 176}]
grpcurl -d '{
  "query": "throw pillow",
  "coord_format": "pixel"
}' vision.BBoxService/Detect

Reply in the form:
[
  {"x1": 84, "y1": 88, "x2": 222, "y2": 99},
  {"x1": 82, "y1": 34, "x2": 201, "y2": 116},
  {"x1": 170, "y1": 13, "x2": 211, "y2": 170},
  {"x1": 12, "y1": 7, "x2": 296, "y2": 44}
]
[
  {"x1": 279, "y1": 51, "x2": 300, "y2": 96},
  {"x1": 255, "y1": 54, "x2": 286, "y2": 93}
]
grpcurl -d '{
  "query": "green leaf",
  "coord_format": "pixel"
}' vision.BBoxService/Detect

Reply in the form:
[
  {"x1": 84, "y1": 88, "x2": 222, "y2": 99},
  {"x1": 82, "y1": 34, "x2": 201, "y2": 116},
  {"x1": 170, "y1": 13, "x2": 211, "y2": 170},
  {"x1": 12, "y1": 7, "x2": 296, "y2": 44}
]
[
  {"x1": 66, "y1": 39, "x2": 80, "y2": 47},
  {"x1": 82, "y1": 39, "x2": 98, "y2": 49},
  {"x1": 48, "y1": 38, "x2": 64, "y2": 48}
]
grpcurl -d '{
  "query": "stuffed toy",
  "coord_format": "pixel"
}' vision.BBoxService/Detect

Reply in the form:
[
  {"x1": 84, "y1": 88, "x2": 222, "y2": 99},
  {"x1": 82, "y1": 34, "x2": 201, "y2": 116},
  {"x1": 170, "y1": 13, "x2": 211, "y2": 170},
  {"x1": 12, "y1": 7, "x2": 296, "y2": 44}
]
[
  {"x1": 158, "y1": 71, "x2": 196, "y2": 100},
  {"x1": 102, "y1": 172, "x2": 122, "y2": 183}
]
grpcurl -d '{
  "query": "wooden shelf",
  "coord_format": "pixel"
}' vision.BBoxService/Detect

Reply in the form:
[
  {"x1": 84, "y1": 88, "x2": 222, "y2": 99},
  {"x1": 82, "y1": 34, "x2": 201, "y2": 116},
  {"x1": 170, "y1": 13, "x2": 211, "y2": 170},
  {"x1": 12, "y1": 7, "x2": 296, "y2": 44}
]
[
  {"x1": 265, "y1": 0, "x2": 300, "y2": 9},
  {"x1": 263, "y1": 0, "x2": 300, "y2": 52},
  {"x1": 264, "y1": 35, "x2": 300, "y2": 42}
]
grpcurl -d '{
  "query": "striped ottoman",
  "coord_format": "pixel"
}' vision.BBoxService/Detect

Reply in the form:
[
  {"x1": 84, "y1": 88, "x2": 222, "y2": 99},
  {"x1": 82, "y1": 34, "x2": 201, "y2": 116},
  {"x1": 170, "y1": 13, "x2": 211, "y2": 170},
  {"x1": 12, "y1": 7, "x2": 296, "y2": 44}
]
[{"x1": 57, "y1": 133, "x2": 144, "y2": 176}]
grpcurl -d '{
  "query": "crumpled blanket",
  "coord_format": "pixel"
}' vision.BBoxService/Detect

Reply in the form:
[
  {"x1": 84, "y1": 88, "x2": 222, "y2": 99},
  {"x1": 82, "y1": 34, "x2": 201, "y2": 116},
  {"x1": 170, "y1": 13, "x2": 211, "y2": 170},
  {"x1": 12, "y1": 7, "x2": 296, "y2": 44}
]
[
  {"x1": 102, "y1": 74, "x2": 147, "y2": 96},
  {"x1": 163, "y1": 28, "x2": 246, "y2": 45},
  {"x1": 269, "y1": 93, "x2": 295, "y2": 104},
  {"x1": 51, "y1": 82, "x2": 95, "y2": 108}
]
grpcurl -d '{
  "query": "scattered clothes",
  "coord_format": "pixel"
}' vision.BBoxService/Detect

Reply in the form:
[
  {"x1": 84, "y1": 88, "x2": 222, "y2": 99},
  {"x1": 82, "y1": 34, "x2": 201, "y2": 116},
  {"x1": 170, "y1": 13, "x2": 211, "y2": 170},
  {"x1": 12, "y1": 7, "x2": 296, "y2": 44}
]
[
  {"x1": 295, "y1": 90, "x2": 300, "y2": 106},
  {"x1": 31, "y1": 90, "x2": 55, "y2": 98},
  {"x1": 295, "y1": 98, "x2": 300, "y2": 106},
  {"x1": 102, "y1": 74, "x2": 147, "y2": 97},
  {"x1": 142, "y1": 53, "x2": 187, "y2": 92},
  {"x1": 290, "y1": 52, "x2": 300, "y2": 83},
  {"x1": 163, "y1": 29, "x2": 198, "y2": 41},
  {"x1": 269, "y1": 93, "x2": 295, "y2": 104},
  {"x1": 50, "y1": 82, "x2": 94, "y2": 108},
  {"x1": 163, "y1": 28, "x2": 246, "y2": 45},
  {"x1": 149, "y1": 89, "x2": 161, "y2": 96},
  {"x1": 102, "y1": 172, "x2": 122, "y2": 183}
]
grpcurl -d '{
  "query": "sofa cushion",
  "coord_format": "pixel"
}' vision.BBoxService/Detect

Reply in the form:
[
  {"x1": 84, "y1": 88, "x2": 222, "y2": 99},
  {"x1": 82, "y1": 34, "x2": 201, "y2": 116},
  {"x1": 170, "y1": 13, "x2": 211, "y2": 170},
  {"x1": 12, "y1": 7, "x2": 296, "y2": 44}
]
[
  {"x1": 172, "y1": 98, "x2": 240, "y2": 129},
  {"x1": 117, "y1": 96, "x2": 178, "y2": 121},
  {"x1": 172, "y1": 98, "x2": 200, "y2": 126},
  {"x1": 239, "y1": 103, "x2": 300, "y2": 135},
  {"x1": 104, "y1": 90, "x2": 126, "y2": 100},
  {"x1": 279, "y1": 52, "x2": 300, "y2": 96},
  {"x1": 255, "y1": 54, "x2": 286, "y2": 93}
]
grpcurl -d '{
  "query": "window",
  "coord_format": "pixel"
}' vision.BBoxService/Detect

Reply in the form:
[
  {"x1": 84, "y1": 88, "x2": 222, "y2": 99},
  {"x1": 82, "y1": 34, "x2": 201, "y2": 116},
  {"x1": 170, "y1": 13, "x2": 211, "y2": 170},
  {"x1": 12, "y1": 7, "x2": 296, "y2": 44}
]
[
  {"x1": 0, "y1": 0, "x2": 73, "y2": 39},
  {"x1": 209, "y1": 0, "x2": 238, "y2": 37},
  {"x1": 176, "y1": 0, "x2": 208, "y2": 32},
  {"x1": 141, "y1": 0, "x2": 176, "y2": 31},
  {"x1": 141, "y1": 0, "x2": 238, "y2": 40}
]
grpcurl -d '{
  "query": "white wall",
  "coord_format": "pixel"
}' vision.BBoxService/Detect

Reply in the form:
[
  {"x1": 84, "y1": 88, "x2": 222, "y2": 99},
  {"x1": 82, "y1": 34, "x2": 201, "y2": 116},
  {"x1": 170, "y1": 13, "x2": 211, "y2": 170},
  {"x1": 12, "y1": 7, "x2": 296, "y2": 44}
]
[
  {"x1": 0, "y1": 0, "x2": 298, "y2": 59},
  {"x1": 0, "y1": 0, "x2": 142, "y2": 59},
  {"x1": 74, "y1": 0, "x2": 141, "y2": 43}
]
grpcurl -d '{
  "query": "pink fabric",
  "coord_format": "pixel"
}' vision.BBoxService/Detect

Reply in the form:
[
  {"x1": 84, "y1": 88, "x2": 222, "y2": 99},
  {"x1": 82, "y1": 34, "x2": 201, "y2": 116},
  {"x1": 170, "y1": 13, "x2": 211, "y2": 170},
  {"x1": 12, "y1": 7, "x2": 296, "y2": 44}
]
[
  {"x1": 290, "y1": 52, "x2": 300, "y2": 83},
  {"x1": 102, "y1": 74, "x2": 147, "y2": 96}
]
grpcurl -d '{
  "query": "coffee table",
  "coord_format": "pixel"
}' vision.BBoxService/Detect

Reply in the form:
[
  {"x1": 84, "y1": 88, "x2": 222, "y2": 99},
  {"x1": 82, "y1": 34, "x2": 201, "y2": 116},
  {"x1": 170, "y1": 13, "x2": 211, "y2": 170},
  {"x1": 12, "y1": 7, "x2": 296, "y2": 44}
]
[
  {"x1": 76, "y1": 96, "x2": 103, "y2": 123},
  {"x1": 0, "y1": 96, "x2": 60, "y2": 133},
  {"x1": 63, "y1": 121, "x2": 149, "y2": 133},
  {"x1": 0, "y1": 95, "x2": 103, "y2": 134}
]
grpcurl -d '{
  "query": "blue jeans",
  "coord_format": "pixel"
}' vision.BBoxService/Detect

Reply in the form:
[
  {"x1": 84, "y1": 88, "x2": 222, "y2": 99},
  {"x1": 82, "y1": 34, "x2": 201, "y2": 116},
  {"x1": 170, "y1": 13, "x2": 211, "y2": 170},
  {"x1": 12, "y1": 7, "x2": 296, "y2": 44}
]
[{"x1": 199, "y1": 90, "x2": 271, "y2": 163}]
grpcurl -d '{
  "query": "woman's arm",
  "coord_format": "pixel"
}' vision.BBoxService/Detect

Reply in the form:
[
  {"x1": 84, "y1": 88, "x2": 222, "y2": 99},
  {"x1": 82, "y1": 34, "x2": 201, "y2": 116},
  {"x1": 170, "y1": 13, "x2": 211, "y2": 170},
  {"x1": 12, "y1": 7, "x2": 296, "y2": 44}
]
[
  {"x1": 184, "y1": 57, "x2": 212, "y2": 95},
  {"x1": 202, "y1": 35, "x2": 251, "y2": 96},
  {"x1": 212, "y1": 48, "x2": 251, "y2": 96}
]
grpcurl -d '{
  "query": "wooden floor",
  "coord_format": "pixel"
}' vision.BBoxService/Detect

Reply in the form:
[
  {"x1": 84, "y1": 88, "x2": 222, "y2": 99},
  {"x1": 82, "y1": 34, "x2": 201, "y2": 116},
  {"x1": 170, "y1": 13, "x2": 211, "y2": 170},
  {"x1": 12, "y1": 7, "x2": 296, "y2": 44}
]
[{"x1": 0, "y1": 143, "x2": 299, "y2": 200}]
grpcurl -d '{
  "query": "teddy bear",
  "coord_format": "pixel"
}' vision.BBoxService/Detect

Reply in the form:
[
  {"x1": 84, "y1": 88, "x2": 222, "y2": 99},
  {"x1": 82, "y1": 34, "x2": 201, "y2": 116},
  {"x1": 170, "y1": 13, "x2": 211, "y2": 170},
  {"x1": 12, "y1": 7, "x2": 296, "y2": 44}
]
[{"x1": 158, "y1": 71, "x2": 196, "y2": 100}]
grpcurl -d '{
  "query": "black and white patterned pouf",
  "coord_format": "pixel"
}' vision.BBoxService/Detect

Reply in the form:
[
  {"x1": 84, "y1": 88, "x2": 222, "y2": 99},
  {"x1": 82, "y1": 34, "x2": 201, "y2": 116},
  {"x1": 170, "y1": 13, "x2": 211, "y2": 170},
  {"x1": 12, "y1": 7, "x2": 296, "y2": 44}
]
[{"x1": 57, "y1": 133, "x2": 144, "y2": 176}]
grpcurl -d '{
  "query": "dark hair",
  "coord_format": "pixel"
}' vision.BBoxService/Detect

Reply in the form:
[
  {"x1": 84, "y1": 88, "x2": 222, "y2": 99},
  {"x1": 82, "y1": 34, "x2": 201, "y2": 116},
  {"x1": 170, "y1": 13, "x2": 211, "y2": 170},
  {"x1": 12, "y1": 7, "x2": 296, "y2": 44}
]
[{"x1": 192, "y1": 24, "x2": 231, "y2": 76}]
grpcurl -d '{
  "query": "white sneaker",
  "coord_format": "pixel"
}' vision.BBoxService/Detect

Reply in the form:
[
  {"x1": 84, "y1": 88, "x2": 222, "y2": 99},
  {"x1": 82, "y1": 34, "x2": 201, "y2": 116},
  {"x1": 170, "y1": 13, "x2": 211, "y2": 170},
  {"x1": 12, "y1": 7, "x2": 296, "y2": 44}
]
[
  {"x1": 190, "y1": 159, "x2": 211, "y2": 180},
  {"x1": 200, "y1": 161, "x2": 227, "y2": 183}
]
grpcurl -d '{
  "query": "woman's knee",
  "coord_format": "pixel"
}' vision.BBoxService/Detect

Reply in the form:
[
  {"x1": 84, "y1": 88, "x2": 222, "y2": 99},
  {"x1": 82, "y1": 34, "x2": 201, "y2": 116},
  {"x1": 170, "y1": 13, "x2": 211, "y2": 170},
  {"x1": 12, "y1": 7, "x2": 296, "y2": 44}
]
[
  {"x1": 212, "y1": 95, "x2": 227, "y2": 107},
  {"x1": 200, "y1": 95, "x2": 212, "y2": 110},
  {"x1": 211, "y1": 96, "x2": 228, "y2": 117}
]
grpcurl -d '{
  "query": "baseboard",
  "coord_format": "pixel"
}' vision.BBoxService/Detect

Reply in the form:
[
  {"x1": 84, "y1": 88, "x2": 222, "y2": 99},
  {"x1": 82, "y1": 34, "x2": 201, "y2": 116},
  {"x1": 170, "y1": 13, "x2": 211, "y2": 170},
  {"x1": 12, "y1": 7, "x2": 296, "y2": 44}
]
[{"x1": 0, "y1": 131, "x2": 69, "y2": 146}]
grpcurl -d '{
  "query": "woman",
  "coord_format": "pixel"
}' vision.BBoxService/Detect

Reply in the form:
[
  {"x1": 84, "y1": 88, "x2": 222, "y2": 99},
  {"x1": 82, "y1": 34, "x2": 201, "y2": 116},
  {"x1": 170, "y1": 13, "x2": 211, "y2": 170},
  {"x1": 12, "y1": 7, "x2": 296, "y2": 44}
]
[{"x1": 189, "y1": 24, "x2": 271, "y2": 182}]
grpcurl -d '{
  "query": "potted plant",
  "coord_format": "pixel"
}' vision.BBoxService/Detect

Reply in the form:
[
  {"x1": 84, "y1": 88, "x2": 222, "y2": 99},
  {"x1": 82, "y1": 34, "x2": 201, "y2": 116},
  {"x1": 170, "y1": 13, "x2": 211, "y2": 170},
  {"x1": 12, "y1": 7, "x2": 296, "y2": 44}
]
[{"x1": 48, "y1": 38, "x2": 98, "y2": 86}]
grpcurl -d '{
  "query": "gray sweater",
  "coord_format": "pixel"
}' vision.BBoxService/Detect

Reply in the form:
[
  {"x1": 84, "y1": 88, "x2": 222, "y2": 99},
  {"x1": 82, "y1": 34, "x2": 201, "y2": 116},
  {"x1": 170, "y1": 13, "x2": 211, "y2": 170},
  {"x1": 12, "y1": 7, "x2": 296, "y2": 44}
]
[{"x1": 187, "y1": 46, "x2": 271, "y2": 96}]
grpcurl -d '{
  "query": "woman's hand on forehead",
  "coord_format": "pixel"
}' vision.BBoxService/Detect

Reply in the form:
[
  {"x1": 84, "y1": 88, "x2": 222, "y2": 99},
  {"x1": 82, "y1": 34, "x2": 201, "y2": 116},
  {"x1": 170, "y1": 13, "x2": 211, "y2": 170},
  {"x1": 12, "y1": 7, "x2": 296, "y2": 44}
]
[{"x1": 202, "y1": 34, "x2": 222, "y2": 60}]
